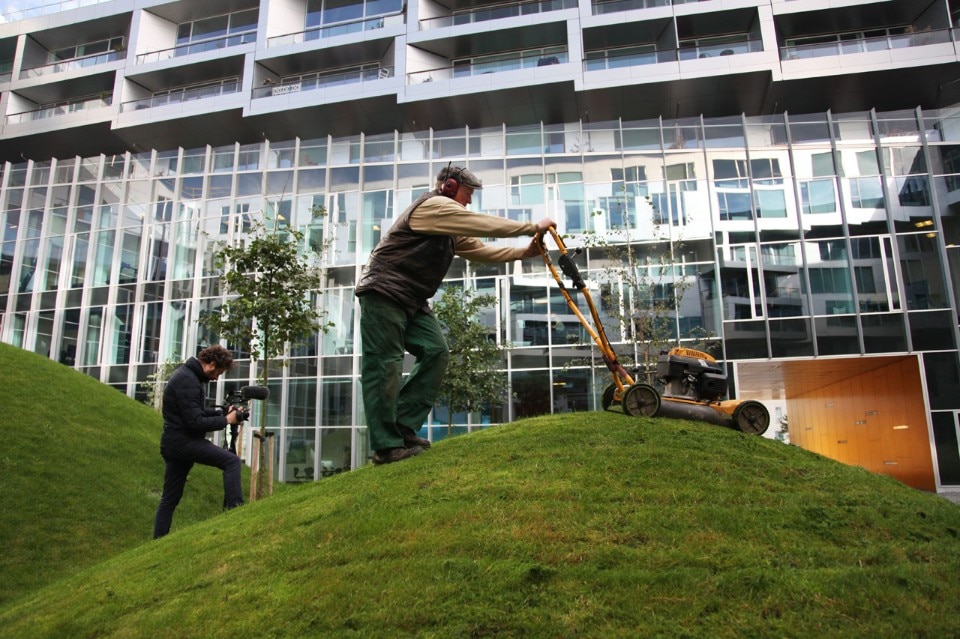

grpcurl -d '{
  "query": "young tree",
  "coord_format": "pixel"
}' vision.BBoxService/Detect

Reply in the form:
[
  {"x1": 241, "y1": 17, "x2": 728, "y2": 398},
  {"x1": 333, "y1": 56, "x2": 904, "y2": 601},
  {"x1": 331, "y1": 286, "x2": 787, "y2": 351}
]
[
  {"x1": 140, "y1": 358, "x2": 182, "y2": 412},
  {"x1": 201, "y1": 206, "x2": 330, "y2": 499},
  {"x1": 432, "y1": 286, "x2": 509, "y2": 431},
  {"x1": 582, "y1": 195, "x2": 717, "y2": 390}
]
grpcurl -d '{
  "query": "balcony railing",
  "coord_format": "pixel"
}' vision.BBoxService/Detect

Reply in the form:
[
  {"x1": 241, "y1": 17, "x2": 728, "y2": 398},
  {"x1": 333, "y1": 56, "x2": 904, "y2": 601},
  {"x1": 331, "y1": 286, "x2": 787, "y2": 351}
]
[
  {"x1": 419, "y1": 0, "x2": 577, "y2": 31},
  {"x1": 591, "y1": 0, "x2": 706, "y2": 15},
  {"x1": 120, "y1": 79, "x2": 240, "y2": 112},
  {"x1": 408, "y1": 49, "x2": 567, "y2": 83},
  {"x1": 5, "y1": 93, "x2": 112, "y2": 125},
  {"x1": 781, "y1": 28, "x2": 952, "y2": 60},
  {"x1": 584, "y1": 46, "x2": 676, "y2": 71},
  {"x1": 252, "y1": 67, "x2": 393, "y2": 99},
  {"x1": 0, "y1": 0, "x2": 110, "y2": 22},
  {"x1": 678, "y1": 38, "x2": 762, "y2": 60},
  {"x1": 19, "y1": 49, "x2": 124, "y2": 79},
  {"x1": 135, "y1": 31, "x2": 256, "y2": 64},
  {"x1": 267, "y1": 13, "x2": 404, "y2": 48},
  {"x1": 584, "y1": 40, "x2": 761, "y2": 70}
]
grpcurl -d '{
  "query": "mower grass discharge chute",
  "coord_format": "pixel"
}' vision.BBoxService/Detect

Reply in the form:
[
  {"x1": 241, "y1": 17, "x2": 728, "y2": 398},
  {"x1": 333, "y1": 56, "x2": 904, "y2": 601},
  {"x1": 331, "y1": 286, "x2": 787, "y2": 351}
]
[{"x1": 536, "y1": 228, "x2": 770, "y2": 436}]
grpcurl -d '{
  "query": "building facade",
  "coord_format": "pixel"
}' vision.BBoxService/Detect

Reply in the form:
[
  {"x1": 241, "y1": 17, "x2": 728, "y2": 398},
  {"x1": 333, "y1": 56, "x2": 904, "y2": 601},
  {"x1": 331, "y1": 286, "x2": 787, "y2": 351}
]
[{"x1": 2, "y1": 0, "x2": 960, "y2": 491}]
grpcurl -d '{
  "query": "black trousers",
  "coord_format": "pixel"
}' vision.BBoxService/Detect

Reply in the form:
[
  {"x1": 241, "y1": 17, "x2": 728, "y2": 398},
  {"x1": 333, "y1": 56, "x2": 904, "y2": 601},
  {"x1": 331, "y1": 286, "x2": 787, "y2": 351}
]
[{"x1": 153, "y1": 432, "x2": 243, "y2": 539}]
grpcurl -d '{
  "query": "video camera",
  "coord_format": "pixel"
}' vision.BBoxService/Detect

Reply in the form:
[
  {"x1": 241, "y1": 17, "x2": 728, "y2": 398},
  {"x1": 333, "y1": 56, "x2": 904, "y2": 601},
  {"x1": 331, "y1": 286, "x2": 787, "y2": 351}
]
[{"x1": 221, "y1": 385, "x2": 269, "y2": 454}]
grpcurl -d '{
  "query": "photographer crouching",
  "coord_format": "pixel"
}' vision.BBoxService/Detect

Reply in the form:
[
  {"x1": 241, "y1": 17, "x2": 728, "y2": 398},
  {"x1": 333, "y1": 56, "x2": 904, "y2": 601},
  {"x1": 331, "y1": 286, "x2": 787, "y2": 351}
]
[{"x1": 153, "y1": 345, "x2": 245, "y2": 539}]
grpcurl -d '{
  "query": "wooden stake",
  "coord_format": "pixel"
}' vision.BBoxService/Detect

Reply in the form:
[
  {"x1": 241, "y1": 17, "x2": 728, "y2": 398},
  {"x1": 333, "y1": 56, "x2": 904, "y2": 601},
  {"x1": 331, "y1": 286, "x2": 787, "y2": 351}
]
[
  {"x1": 248, "y1": 436, "x2": 260, "y2": 503},
  {"x1": 267, "y1": 433, "x2": 275, "y2": 497}
]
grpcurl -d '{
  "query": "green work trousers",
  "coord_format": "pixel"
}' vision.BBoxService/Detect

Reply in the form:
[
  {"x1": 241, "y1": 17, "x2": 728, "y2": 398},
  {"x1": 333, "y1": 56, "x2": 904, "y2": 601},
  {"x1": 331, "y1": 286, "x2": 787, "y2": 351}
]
[{"x1": 359, "y1": 293, "x2": 449, "y2": 452}]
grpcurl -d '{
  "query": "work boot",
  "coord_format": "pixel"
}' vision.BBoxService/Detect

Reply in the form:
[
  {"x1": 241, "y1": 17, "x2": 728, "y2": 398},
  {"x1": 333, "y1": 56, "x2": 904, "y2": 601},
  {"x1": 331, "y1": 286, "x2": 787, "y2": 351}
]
[
  {"x1": 398, "y1": 424, "x2": 431, "y2": 449},
  {"x1": 372, "y1": 445, "x2": 425, "y2": 465}
]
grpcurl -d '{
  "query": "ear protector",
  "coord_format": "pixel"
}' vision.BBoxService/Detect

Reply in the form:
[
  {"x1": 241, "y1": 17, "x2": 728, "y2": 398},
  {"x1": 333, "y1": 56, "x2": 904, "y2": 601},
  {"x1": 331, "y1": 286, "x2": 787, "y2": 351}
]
[
  {"x1": 440, "y1": 165, "x2": 464, "y2": 198},
  {"x1": 441, "y1": 176, "x2": 459, "y2": 198}
]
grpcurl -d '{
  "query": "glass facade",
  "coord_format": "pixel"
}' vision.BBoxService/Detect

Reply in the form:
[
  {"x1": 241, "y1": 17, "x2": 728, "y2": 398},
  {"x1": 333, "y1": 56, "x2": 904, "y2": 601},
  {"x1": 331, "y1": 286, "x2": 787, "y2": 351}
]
[{"x1": 3, "y1": 107, "x2": 960, "y2": 482}]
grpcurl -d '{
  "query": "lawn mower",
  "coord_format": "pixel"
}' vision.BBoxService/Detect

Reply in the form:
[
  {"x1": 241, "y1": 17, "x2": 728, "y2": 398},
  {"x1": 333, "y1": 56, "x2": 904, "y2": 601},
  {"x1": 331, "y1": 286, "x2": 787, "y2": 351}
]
[{"x1": 535, "y1": 228, "x2": 770, "y2": 436}]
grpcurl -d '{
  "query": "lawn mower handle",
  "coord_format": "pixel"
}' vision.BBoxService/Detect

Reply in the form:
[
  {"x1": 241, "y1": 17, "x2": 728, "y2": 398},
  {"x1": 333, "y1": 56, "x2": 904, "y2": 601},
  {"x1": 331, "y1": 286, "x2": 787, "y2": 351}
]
[{"x1": 536, "y1": 228, "x2": 635, "y2": 395}]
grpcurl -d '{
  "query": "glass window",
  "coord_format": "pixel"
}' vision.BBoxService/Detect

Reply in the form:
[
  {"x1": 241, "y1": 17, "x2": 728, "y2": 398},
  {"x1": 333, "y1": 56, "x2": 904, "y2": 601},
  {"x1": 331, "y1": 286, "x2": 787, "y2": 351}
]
[
  {"x1": 800, "y1": 179, "x2": 837, "y2": 214},
  {"x1": 300, "y1": 139, "x2": 327, "y2": 167},
  {"x1": 237, "y1": 145, "x2": 261, "y2": 171},
  {"x1": 850, "y1": 177, "x2": 884, "y2": 208},
  {"x1": 815, "y1": 315, "x2": 859, "y2": 355},
  {"x1": 229, "y1": 9, "x2": 259, "y2": 33},
  {"x1": 811, "y1": 152, "x2": 836, "y2": 177},
  {"x1": 932, "y1": 412, "x2": 960, "y2": 482},
  {"x1": 770, "y1": 318, "x2": 813, "y2": 357},
  {"x1": 322, "y1": 0, "x2": 363, "y2": 24},
  {"x1": 506, "y1": 130, "x2": 542, "y2": 155},
  {"x1": 511, "y1": 370, "x2": 552, "y2": 418},
  {"x1": 718, "y1": 191, "x2": 752, "y2": 221},
  {"x1": 713, "y1": 159, "x2": 747, "y2": 179},
  {"x1": 322, "y1": 379, "x2": 353, "y2": 425},
  {"x1": 856, "y1": 149, "x2": 880, "y2": 175},
  {"x1": 898, "y1": 234, "x2": 947, "y2": 310},
  {"x1": 755, "y1": 189, "x2": 787, "y2": 218},
  {"x1": 924, "y1": 352, "x2": 960, "y2": 410},
  {"x1": 722, "y1": 320, "x2": 768, "y2": 359},
  {"x1": 366, "y1": 0, "x2": 402, "y2": 16},
  {"x1": 896, "y1": 176, "x2": 930, "y2": 206},
  {"x1": 191, "y1": 15, "x2": 229, "y2": 41},
  {"x1": 285, "y1": 428, "x2": 317, "y2": 482}
]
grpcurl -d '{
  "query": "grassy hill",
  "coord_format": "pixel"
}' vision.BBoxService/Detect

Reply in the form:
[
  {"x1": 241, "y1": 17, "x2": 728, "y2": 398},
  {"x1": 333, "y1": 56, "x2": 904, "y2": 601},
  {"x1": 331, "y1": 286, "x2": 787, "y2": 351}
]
[
  {"x1": 0, "y1": 343, "x2": 246, "y2": 606},
  {"x1": 1, "y1": 399, "x2": 959, "y2": 637}
]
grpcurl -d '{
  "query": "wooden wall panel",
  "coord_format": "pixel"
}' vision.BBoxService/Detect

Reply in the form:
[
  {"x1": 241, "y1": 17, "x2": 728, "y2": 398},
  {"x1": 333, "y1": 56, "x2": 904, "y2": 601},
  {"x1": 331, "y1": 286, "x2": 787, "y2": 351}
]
[{"x1": 784, "y1": 356, "x2": 934, "y2": 491}]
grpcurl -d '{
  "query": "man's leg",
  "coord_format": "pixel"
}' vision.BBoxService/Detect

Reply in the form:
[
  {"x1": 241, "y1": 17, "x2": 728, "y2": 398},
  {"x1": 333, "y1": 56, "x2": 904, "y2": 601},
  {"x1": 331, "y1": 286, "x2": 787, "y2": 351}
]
[
  {"x1": 154, "y1": 455, "x2": 193, "y2": 539},
  {"x1": 189, "y1": 439, "x2": 243, "y2": 508},
  {"x1": 359, "y1": 294, "x2": 407, "y2": 451},
  {"x1": 175, "y1": 437, "x2": 244, "y2": 509},
  {"x1": 396, "y1": 310, "x2": 449, "y2": 433}
]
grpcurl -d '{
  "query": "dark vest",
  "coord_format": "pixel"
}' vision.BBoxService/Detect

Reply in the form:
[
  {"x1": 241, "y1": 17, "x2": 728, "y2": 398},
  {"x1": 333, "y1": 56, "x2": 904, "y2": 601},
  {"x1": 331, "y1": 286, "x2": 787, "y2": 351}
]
[{"x1": 354, "y1": 191, "x2": 456, "y2": 317}]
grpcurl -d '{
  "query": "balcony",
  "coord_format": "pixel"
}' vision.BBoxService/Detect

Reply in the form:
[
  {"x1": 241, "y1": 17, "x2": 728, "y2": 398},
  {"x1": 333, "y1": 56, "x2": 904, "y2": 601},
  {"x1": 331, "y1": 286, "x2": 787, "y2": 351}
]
[
  {"x1": 120, "y1": 79, "x2": 240, "y2": 112},
  {"x1": 5, "y1": 93, "x2": 112, "y2": 125},
  {"x1": 0, "y1": 0, "x2": 111, "y2": 22},
  {"x1": 679, "y1": 38, "x2": 762, "y2": 61},
  {"x1": 20, "y1": 49, "x2": 124, "y2": 79},
  {"x1": 267, "y1": 14, "x2": 404, "y2": 48},
  {"x1": 135, "y1": 32, "x2": 256, "y2": 65},
  {"x1": 408, "y1": 47, "x2": 568, "y2": 83},
  {"x1": 584, "y1": 45, "x2": 676, "y2": 71},
  {"x1": 591, "y1": 0, "x2": 707, "y2": 16},
  {"x1": 781, "y1": 28, "x2": 953, "y2": 61},
  {"x1": 252, "y1": 66, "x2": 393, "y2": 99},
  {"x1": 419, "y1": 0, "x2": 577, "y2": 31}
]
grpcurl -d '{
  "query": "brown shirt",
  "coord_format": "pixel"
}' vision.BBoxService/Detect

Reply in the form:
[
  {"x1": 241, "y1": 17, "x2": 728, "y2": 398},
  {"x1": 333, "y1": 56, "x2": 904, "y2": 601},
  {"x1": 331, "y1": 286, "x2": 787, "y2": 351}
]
[{"x1": 409, "y1": 195, "x2": 539, "y2": 262}]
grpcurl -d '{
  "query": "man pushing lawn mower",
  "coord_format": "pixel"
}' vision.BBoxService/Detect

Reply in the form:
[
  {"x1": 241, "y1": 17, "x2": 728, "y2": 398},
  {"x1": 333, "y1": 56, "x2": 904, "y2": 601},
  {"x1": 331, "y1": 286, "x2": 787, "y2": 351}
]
[{"x1": 355, "y1": 165, "x2": 555, "y2": 465}]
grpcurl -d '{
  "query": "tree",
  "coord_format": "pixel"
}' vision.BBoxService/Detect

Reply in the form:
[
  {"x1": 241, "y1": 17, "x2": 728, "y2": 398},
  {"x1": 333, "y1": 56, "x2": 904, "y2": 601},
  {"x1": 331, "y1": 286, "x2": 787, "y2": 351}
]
[
  {"x1": 201, "y1": 206, "x2": 330, "y2": 499},
  {"x1": 583, "y1": 195, "x2": 717, "y2": 389},
  {"x1": 432, "y1": 286, "x2": 509, "y2": 431},
  {"x1": 139, "y1": 358, "x2": 181, "y2": 412}
]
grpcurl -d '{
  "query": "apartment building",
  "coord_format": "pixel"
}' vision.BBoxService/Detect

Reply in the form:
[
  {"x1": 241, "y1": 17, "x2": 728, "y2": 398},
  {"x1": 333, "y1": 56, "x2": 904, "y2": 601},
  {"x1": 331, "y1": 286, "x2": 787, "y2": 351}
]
[{"x1": 1, "y1": 0, "x2": 959, "y2": 492}]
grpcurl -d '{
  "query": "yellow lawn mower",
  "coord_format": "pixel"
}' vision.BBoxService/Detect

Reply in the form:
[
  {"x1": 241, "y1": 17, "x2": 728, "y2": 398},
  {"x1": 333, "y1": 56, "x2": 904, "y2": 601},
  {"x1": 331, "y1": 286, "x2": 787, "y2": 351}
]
[{"x1": 535, "y1": 228, "x2": 770, "y2": 436}]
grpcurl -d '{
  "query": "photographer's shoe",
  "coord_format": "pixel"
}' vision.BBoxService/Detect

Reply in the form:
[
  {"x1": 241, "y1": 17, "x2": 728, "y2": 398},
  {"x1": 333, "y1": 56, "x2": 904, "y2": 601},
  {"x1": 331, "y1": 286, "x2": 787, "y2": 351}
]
[
  {"x1": 398, "y1": 424, "x2": 431, "y2": 449},
  {"x1": 373, "y1": 445, "x2": 425, "y2": 465}
]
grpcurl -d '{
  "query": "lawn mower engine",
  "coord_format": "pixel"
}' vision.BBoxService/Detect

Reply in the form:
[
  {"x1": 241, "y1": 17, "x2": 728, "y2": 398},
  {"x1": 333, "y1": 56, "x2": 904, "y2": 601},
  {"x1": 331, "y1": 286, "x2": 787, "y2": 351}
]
[
  {"x1": 619, "y1": 347, "x2": 771, "y2": 435},
  {"x1": 658, "y1": 347, "x2": 728, "y2": 403}
]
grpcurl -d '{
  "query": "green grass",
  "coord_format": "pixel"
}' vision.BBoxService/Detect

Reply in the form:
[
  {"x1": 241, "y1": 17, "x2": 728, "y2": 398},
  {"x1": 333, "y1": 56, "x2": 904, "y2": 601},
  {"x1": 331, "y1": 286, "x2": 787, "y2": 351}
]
[
  {"x1": 2, "y1": 367, "x2": 960, "y2": 638},
  {"x1": 0, "y1": 343, "x2": 247, "y2": 606}
]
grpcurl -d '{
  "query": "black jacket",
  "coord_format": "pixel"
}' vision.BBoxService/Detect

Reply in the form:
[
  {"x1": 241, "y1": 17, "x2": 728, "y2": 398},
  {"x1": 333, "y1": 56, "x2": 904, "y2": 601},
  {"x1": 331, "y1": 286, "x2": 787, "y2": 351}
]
[{"x1": 161, "y1": 357, "x2": 227, "y2": 439}]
